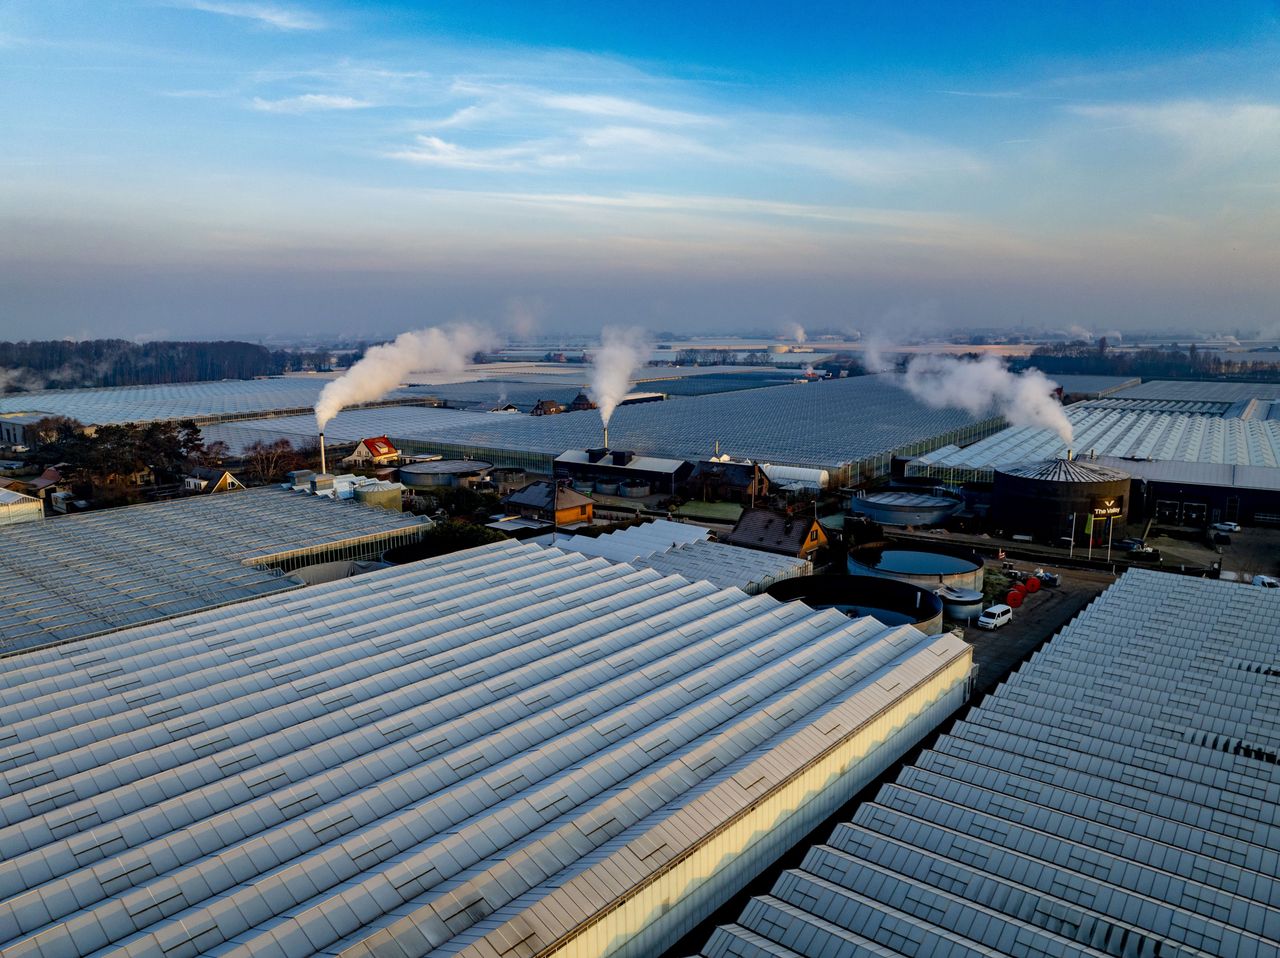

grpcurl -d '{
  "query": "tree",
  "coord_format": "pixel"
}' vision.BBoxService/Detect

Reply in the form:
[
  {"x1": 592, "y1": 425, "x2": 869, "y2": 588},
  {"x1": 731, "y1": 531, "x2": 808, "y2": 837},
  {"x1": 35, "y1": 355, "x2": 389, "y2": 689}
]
[{"x1": 242, "y1": 438, "x2": 301, "y2": 484}]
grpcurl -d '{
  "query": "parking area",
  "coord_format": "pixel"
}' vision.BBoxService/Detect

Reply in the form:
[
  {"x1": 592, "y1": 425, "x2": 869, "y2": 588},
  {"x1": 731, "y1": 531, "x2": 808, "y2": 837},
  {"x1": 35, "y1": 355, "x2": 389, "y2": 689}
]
[{"x1": 961, "y1": 561, "x2": 1116, "y2": 698}]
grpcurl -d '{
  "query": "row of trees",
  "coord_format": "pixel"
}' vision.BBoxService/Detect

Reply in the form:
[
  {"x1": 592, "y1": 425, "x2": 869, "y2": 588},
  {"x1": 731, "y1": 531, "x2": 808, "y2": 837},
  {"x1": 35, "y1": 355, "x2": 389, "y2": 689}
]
[
  {"x1": 1020, "y1": 342, "x2": 1280, "y2": 381},
  {"x1": 0, "y1": 340, "x2": 369, "y2": 393}
]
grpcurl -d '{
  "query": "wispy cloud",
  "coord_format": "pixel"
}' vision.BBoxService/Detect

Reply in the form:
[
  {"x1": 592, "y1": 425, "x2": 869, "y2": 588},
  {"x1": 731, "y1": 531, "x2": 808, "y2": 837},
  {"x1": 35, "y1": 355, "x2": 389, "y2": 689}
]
[
  {"x1": 1069, "y1": 99, "x2": 1280, "y2": 168},
  {"x1": 175, "y1": 1, "x2": 324, "y2": 31},
  {"x1": 387, "y1": 135, "x2": 578, "y2": 171},
  {"x1": 251, "y1": 94, "x2": 373, "y2": 113},
  {"x1": 537, "y1": 93, "x2": 712, "y2": 127}
]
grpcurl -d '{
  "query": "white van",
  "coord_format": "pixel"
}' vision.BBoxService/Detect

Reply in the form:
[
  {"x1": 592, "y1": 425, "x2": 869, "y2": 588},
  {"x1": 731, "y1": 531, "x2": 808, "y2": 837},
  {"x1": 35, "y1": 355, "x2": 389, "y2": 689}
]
[
  {"x1": 976, "y1": 604, "x2": 1013, "y2": 630},
  {"x1": 1254, "y1": 575, "x2": 1280, "y2": 589}
]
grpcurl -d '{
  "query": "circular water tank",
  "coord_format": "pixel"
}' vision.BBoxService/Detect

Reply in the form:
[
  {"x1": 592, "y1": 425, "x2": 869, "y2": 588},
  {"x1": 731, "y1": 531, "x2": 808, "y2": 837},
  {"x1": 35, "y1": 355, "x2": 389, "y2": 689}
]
[
  {"x1": 766, "y1": 574, "x2": 945, "y2": 635},
  {"x1": 993, "y1": 457, "x2": 1131, "y2": 544},
  {"x1": 621, "y1": 480, "x2": 650, "y2": 498},
  {"x1": 849, "y1": 544, "x2": 984, "y2": 592},
  {"x1": 399, "y1": 459, "x2": 493, "y2": 489},
  {"x1": 594, "y1": 480, "x2": 620, "y2": 495},
  {"x1": 571, "y1": 480, "x2": 595, "y2": 494}
]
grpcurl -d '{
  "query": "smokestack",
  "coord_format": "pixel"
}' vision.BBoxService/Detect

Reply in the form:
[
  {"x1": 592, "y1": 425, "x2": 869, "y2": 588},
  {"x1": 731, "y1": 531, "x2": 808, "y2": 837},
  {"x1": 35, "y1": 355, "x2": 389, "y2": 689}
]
[
  {"x1": 603, "y1": 424, "x2": 609, "y2": 449},
  {"x1": 320, "y1": 432, "x2": 327, "y2": 475}
]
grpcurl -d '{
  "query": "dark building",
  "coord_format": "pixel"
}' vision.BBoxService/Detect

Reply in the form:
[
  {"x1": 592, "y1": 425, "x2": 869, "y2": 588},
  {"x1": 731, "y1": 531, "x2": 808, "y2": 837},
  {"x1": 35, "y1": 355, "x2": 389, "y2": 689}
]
[
  {"x1": 721, "y1": 507, "x2": 828, "y2": 559},
  {"x1": 567, "y1": 391, "x2": 597, "y2": 412},
  {"x1": 684, "y1": 458, "x2": 769, "y2": 503},
  {"x1": 992, "y1": 457, "x2": 1132, "y2": 544},
  {"x1": 531, "y1": 399, "x2": 565, "y2": 416},
  {"x1": 503, "y1": 480, "x2": 594, "y2": 526},
  {"x1": 555, "y1": 448, "x2": 693, "y2": 497}
]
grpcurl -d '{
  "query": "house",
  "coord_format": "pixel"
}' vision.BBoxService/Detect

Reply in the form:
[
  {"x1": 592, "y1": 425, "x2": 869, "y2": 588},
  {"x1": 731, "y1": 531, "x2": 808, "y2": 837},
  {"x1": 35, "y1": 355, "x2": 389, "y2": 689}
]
[
  {"x1": 489, "y1": 402, "x2": 521, "y2": 414},
  {"x1": 343, "y1": 436, "x2": 400, "y2": 467},
  {"x1": 568, "y1": 391, "x2": 597, "y2": 412},
  {"x1": 184, "y1": 466, "x2": 247, "y2": 495},
  {"x1": 531, "y1": 400, "x2": 565, "y2": 417},
  {"x1": 720, "y1": 507, "x2": 828, "y2": 559},
  {"x1": 20, "y1": 466, "x2": 67, "y2": 502},
  {"x1": 685, "y1": 457, "x2": 769, "y2": 503},
  {"x1": 503, "y1": 481, "x2": 594, "y2": 527}
]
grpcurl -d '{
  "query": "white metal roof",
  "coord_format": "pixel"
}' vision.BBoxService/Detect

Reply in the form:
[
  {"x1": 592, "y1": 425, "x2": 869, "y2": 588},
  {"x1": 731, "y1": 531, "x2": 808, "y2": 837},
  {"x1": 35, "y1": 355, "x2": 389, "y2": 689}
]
[
  {"x1": 699, "y1": 568, "x2": 1280, "y2": 958},
  {"x1": 1111, "y1": 379, "x2": 1280, "y2": 403},
  {"x1": 0, "y1": 539, "x2": 969, "y2": 958},
  {"x1": 636, "y1": 540, "x2": 812, "y2": 594},
  {"x1": 549, "y1": 518, "x2": 709, "y2": 563},
  {"x1": 0, "y1": 487, "x2": 426, "y2": 653},
  {"x1": 203, "y1": 406, "x2": 499, "y2": 455}
]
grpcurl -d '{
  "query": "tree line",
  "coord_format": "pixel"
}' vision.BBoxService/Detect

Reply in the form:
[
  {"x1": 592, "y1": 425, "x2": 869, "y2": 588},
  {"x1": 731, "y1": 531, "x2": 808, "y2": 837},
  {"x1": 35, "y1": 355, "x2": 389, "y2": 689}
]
[
  {"x1": 0, "y1": 340, "x2": 366, "y2": 393},
  {"x1": 1016, "y1": 341, "x2": 1280, "y2": 381}
]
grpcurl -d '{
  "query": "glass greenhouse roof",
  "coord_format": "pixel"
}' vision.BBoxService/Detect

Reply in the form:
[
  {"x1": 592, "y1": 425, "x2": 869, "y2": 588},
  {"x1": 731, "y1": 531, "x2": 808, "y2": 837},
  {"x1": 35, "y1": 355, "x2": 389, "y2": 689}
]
[
  {"x1": 0, "y1": 539, "x2": 969, "y2": 958},
  {"x1": 701, "y1": 568, "x2": 1280, "y2": 958},
  {"x1": 0, "y1": 486, "x2": 425, "y2": 652}
]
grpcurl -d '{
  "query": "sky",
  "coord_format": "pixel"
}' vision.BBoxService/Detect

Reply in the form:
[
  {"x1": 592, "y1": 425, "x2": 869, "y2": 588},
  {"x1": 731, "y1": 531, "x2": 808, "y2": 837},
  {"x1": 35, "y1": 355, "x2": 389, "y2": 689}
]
[{"x1": 2, "y1": 1, "x2": 1279, "y2": 341}]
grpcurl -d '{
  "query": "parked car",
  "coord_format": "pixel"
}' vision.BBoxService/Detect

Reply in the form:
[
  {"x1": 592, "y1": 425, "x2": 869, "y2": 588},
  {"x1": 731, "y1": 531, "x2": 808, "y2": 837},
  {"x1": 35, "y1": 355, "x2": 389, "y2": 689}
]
[
  {"x1": 1116, "y1": 538, "x2": 1155, "y2": 554},
  {"x1": 1211, "y1": 522, "x2": 1241, "y2": 533},
  {"x1": 1254, "y1": 575, "x2": 1280, "y2": 589},
  {"x1": 976, "y1": 604, "x2": 1013, "y2": 630}
]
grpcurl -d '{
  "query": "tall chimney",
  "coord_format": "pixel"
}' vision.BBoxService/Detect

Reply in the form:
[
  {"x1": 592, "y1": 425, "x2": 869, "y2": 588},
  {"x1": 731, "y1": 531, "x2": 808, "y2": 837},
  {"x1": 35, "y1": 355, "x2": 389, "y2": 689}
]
[
  {"x1": 319, "y1": 432, "x2": 327, "y2": 475},
  {"x1": 603, "y1": 424, "x2": 609, "y2": 449}
]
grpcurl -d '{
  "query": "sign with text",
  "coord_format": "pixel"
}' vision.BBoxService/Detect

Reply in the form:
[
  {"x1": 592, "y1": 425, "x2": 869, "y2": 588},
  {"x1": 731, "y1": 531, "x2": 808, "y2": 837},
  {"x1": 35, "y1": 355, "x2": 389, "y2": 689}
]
[{"x1": 1092, "y1": 496, "x2": 1124, "y2": 517}]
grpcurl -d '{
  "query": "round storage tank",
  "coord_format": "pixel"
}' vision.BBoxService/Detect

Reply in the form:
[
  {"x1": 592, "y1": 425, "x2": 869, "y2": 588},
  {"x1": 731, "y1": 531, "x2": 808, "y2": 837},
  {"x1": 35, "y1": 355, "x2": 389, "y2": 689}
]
[
  {"x1": 848, "y1": 543, "x2": 984, "y2": 592},
  {"x1": 766, "y1": 574, "x2": 944, "y2": 635},
  {"x1": 621, "y1": 480, "x2": 650, "y2": 498},
  {"x1": 399, "y1": 459, "x2": 493, "y2": 490},
  {"x1": 992, "y1": 458, "x2": 1130, "y2": 545},
  {"x1": 594, "y1": 480, "x2": 620, "y2": 495}
]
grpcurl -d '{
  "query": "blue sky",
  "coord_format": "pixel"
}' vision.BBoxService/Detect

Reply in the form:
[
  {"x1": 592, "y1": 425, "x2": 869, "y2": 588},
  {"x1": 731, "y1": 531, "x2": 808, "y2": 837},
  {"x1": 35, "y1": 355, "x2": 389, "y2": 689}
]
[{"x1": 2, "y1": 1, "x2": 1279, "y2": 340}]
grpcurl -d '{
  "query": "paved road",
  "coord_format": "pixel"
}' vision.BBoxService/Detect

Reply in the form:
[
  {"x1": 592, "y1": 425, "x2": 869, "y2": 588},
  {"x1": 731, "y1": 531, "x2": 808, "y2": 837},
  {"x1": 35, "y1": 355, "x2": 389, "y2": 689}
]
[{"x1": 962, "y1": 562, "x2": 1116, "y2": 698}]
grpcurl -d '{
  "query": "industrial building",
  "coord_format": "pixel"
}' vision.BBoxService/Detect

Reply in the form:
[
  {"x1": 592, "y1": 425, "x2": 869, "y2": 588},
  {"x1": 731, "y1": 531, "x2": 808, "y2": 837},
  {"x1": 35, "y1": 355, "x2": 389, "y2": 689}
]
[
  {"x1": 0, "y1": 539, "x2": 974, "y2": 958},
  {"x1": 909, "y1": 404, "x2": 1280, "y2": 527},
  {"x1": 228, "y1": 376, "x2": 1001, "y2": 485},
  {"x1": 992, "y1": 457, "x2": 1132, "y2": 543},
  {"x1": 848, "y1": 489, "x2": 963, "y2": 526},
  {"x1": 698, "y1": 568, "x2": 1280, "y2": 958},
  {"x1": 0, "y1": 486, "x2": 426, "y2": 654},
  {"x1": 555, "y1": 447, "x2": 693, "y2": 497}
]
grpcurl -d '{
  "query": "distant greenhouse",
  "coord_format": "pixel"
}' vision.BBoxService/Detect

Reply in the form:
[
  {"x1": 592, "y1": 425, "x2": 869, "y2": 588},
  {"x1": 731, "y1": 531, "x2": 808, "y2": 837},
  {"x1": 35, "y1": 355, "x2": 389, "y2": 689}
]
[
  {"x1": 0, "y1": 377, "x2": 423, "y2": 428},
  {"x1": 0, "y1": 539, "x2": 972, "y2": 958},
  {"x1": 243, "y1": 376, "x2": 1000, "y2": 484}
]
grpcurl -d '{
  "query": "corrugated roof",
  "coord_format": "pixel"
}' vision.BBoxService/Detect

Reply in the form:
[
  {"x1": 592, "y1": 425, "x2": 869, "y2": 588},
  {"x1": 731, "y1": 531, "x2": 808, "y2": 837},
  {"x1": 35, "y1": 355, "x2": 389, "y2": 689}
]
[
  {"x1": 1111, "y1": 379, "x2": 1280, "y2": 403},
  {"x1": 698, "y1": 568, "x2": 1280, "y2": 958},
  {"x1": 996, "y1": 457, "x2": 1131, "y2": 482},
  {"x1": 0, "y1": 539, "x2": 970, "y2": 958}
]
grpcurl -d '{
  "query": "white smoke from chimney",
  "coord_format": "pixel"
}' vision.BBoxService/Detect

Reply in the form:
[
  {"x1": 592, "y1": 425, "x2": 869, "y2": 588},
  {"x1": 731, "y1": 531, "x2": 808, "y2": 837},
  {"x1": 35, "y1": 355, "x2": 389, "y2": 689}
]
[
  {"x1": 589, "y1": 327, "x2": 649, "y2": 430},
  {"x1": 1067, "y1": 324, "x2": 1094, "y2": 342},
  {"x1": 859, "y1": 332, "x2": 898, "y2": 373},
  {"x1": 787, "y1": 323, "x2": 807, "y2": 345},
  {"x1": 314, "y1": 324, "x2": 496, "y2": 431},
  {"x1": 901, "y1": 353, "x2": 1074, "y2": 446}
]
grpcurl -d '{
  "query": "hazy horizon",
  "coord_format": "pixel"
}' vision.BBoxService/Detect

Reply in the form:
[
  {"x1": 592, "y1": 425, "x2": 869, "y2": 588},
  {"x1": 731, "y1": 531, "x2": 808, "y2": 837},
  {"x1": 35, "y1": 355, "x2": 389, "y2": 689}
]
[{"x1": 3, "y1": 1, "x2": 1279, "y2": 340}]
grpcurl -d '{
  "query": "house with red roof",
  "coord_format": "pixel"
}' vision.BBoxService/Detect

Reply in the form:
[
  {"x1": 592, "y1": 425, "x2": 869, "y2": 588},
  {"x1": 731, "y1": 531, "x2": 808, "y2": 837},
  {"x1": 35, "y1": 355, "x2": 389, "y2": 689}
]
[{"x1": 343, "y1": 436, "x2": 400, "y2": 467}]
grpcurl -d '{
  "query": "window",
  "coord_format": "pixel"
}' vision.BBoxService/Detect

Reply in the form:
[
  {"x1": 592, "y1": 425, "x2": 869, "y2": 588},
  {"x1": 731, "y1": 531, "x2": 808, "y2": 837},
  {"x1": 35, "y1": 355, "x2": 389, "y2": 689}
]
[{"x1": 809, "y1": 530, "x2": 818, "y2": 542}]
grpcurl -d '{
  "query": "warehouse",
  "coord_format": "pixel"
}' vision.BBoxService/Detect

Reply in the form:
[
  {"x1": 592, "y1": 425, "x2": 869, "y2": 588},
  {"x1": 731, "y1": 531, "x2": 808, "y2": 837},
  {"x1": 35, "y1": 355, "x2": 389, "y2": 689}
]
[
  {"x1": 0, "y1": 486, "x2": 427, "y2": 654},
  {"x1": 698, "y1": 568, "x2": 1280, "y2": 958},
  {"x1": 909, "y1": 405, "x2": 1280, "y2": 526},
  {"x1": 991, "y1": 456, "x2": 1132, "y2": 544},
  {"x1": 555, "y1": 447, "x2": 693, "y2": 496},
  {"x1": 0, "y1": 539, "x2": 972, "y2": 958}
]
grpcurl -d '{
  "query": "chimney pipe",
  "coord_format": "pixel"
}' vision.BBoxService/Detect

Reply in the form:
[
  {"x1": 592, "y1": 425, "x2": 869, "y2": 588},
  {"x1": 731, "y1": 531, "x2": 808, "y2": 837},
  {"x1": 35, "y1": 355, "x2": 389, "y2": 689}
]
[
  {"x1": 319, "y1": 432, "x2": 327, "y2": 475},
  {"x1": 603, "y1": 424, "x2": 609, "y2": 449}
]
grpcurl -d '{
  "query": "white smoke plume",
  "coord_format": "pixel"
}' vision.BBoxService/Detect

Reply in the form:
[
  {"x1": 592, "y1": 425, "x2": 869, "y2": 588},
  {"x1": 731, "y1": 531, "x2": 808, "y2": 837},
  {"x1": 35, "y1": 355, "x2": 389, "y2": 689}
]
[
  {"x1": 314, "y1": 324, "x2": 496, "y2": 431},
  {"x1": 901, "y1": 353, "x2": 1074, "y2": 446},
  {"x1": 859, "y1": 332, "x2": 898, "y2": 373},
  {"x1": 1067, "y1": 324, "x2": 1094, "y2": 342},
  {"x1": 785, "y1": 322, "x2": 806, "y2": 344},
  {"x1": 1099, "y1": 329, "x2": 1123, "y2": 342},
  {"x1": 589, "y1": 327, "x2": 649, "y2": 428}
]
